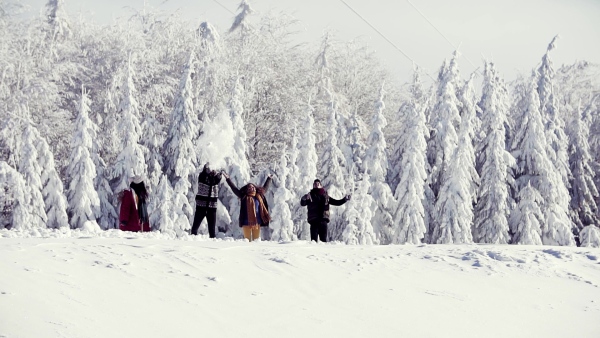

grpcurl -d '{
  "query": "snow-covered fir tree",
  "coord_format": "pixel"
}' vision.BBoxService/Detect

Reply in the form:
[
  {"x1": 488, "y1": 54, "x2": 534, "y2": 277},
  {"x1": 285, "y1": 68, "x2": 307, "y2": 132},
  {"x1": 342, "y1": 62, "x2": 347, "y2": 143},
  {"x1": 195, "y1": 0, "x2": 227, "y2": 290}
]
[
  {"x1": 363, "y1": 85, "x2": 395, "y2": 244},
  {"x1": 431, "y1": 76, "x2": 478, "y2": 244},
  {"x1": 474, "y1": 62, "x2": 515, "y2": 244},
  {"x1": 320, "y1": 89, "x2": 348, "y2": 242},
  {"x1": 511, "y1": 79, "x2": 574, "y2": 246},
  {"x1": 510, "y1": 182, "x2": 544, "y2": 245},
  {"x1": 391, "y1": 73, "x2": 430, "y2": 245},
  {"x1": 45, "y1": 0, "x2": 71, "y2": 40},
  {"x1": 0, "y1": 161, "x2": 32, "y2": 230},
  {"x1": 141, "y1": 109, "x2": 164, "y2": 190},
  {"x1": 342, "y1": 174, "x2": 377, "y2": 245},
  {"x1": 537, "y1": 36, "x2": 571, "y2": 191},
  {"x1": 112, "y1": 59, "x2": 146, "y2": 194},
  {"x1": 221, "y1": 77, "x2": 251, "y2": 239},
  {"x1": 19, "y1": 122, "x2": 48, "y2": 229},
  {"x1": 150, "y1": 174, "x2": 177, "y2": 237},
  {"x1": 567, "y1": 103, "x2": 599, "y2": 236},
  {"x1": 35, "y1": 131, "x2": 69, "y2": 229},
  {"x1": 0, "y1": 116, "x2": 22, "y2": 169},
  {"x1": 427, "y1": 52, "x2": 461, "y2": 198},
  {"x1": 346, "y1": 106, "x2": 367, "y2": 178},
  {"x1": 93, "y1": 153, "x2": 118, "y2": 230},
  {"x1": 579, "y1": 225, "x2": 600, "y2": 248},
  {"x1": 229, "y1": 0, "x2": 254, "y2": 33},
  {"x1": 270, "y1": 145, "x2": 295, "y2": 242},
  {"x1": 66, "y1": 89, "x2": 100, "y2": 229}
]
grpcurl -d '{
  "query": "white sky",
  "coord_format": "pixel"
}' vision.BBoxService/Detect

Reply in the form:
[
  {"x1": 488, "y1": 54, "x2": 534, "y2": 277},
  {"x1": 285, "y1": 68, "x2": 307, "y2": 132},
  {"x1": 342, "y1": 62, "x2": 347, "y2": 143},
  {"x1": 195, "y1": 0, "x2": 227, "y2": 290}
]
[
  {"x1": 20, "y1": 0, "x2": 600, "y2": 82},
  {"x1": 1, "y1": 232, "x2": 599, "y2": 337}
]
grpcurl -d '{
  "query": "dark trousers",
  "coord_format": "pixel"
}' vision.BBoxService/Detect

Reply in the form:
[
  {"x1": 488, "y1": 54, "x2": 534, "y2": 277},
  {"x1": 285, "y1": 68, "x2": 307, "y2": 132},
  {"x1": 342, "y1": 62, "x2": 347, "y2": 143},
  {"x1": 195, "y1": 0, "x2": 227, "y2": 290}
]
[
  {"x1": 309, "y1": 219, "x2": 328, "y2": 242},
  {"x1": 191, "y1": 206, "x2": 217, "y2": 237}
]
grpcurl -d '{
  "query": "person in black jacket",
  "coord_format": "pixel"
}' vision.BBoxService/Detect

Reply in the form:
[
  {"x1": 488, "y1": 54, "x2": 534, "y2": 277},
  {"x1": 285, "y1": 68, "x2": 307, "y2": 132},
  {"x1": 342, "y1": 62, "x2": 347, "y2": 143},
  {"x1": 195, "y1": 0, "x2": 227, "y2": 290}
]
[
  {"x1": 191, "y1": 163, "x2": 223, "y2": 237},
  {"x1": 300, "y1": 179, "x2": 351, "y2": 242}
]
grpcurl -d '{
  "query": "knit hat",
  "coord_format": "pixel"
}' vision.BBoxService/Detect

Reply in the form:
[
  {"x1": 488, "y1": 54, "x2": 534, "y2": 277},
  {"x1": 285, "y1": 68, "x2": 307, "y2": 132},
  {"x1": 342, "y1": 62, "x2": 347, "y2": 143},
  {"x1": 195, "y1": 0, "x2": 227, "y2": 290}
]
[{"x1": 313, "y1": 179, "x2": 321, "y2": 184}]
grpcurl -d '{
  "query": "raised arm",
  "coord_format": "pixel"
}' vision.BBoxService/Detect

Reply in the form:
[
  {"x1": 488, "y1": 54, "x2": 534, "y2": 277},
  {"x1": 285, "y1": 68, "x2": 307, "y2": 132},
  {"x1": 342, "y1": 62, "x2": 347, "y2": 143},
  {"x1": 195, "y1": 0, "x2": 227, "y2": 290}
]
[
  {"x1": 329, "y1": 194, "x2": 349, "y2": 206},
  {"x1": 225, "y1": 177, "x2": 243, "y2": 199},
  {"x1": 262, "y1": 175, "x2": 273, "y2": 193}
]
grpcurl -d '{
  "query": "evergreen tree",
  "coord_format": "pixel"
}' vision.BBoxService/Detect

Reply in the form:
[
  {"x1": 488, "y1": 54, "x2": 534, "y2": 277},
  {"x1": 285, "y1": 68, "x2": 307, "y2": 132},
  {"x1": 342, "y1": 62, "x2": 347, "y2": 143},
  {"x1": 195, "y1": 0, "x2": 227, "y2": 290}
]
[
  {"x1": 270, "y1": 145, "x2": 295, "y2": 242},
  {"x1": 141, "y1": 109, "x2": 164, "y2": 190},
  {"x1": 112, "y1": 59, "x2": 146, "y2": 194},
  {"x1": 19, "y1": 123, "x2": 48, "y2": 229},
  {"x1": 0, "y1": 161, "x2": 32, "y2": 230},
  {"x1": 511, "y1": 79, "x2": 574, "y2": 246},
  {"x1": 568, "y1": 103, "x2": 599, "y2": 236},
  {"x1": 364, "y1": 85, "x2": 395, "y2": 244},
  {"x1": 392, "y1": 75, "x2": 430, "y2": 245},
  {"x1": 579, "y1": 225, "x2": 600, "y2": 248},
  {"x1": 45, "y1": 0, "x2": 71, "y2": 40},
  {"x1": 427, "y1": 52, "x2": 461, "y2": 198},
  {"x1": 320, "y1": 89, "x2": 348, "y2": 241},
  {"x1": 67, "y1": 89, "x2": 100, "y2": 229},
  {"x1": 510, "y1": 182, "x2": 544, "y2": 245},
  {"x1": 93, "y1": 153, "x2": 118, "y2": 230},
  {"x1": 342, "y1": 174, "x2": 377, "y2": 245},
  {"x1": 150, "y1": 174, "x2": 176, "y2": 237},
  {"x1": 229, "y1": 0, "x2": 254, "y2": 33},
  {"x1": 474, "y1": 62, "x2": 515, "y2": 244},
  {"x1": 431, "y1": 76, "x2": 478, "y2": 245},
  {"x1": 35, "y1": 131, "x2": 69, "y2": 229}
]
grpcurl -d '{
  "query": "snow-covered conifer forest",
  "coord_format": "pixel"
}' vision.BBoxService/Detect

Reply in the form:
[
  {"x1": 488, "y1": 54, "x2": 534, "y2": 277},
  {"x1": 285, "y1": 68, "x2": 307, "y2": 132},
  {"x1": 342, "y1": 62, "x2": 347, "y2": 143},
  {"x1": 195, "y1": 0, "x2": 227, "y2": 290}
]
[{"x1": 2, "y1": 0, "x2": 600, "y2": 247}]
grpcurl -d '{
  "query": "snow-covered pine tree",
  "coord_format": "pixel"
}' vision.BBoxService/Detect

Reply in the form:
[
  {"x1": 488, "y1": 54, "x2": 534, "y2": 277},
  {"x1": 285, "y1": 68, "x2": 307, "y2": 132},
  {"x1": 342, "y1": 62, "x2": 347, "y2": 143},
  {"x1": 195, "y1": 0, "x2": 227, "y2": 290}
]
[
  {"x1": 229, "y1": 0, "x2": 254, "y2": 34},
  {"x1": 474, "y1": 62, "x2": 515, "y2": 244},
  {"x1": 221, "y1": 77, "x2": 252, "y2": 239},
  {"x1": 293, "y1": 98, "x2": 318, "y2": 240},
  {"x1": 0, "y1": 116, "x2": 22, "y2": 169},
  {"x1": 270, "y1": 145, "x2": 295, "y2": 242},
  {"x1": 363, "y1": 85, "x2": 395, "y2": 244},
  {"x1": 0, "y1": 161, "x2": 32, "y2": 230},
  {"x1": 45, "y1": 0, "x2": 71, "y2": 40},
  {"x1": 162, "y1": 52, "x2": 198, "y2": 235},
  {"x1": 342, "y1": 173, "x2": 377, "y2": 245},
  {"x1": 391, "y1": 74, "x2": 430, "y2": 245},
  {"x1": 19, "y1": 122, "x2": 48, "y2": 229},
  {"x1": 427, "y1": 52, "x2": 462, "y2": 199},
  {"x1": 93, "y1": 153, "x2": 118, "y2": 230},
  {"x1": 567, "y1": 102, "x2": 599, "y2": 237},
  {"x1": 579, "y1": 225, "x2": 600, "y2": 248},
  {"x1": 510, "y1": 182, "x2": 544, "y2": 245},
  {"x1": 511, "y1": 78, "x2": 574, "y2": 246},
  {"x1": 141, "y1": 109, "x2": 164, "y2": 190},
  {"x1": 346, "y1": 106, "x2": 367, "y2": 178},
  {"x1": 67, "y1": 89, "x2": 100, "y2": 229},
  {"x1": 537, "y1": 36, "x2": 572, "y2": 191},
  {"x1": 150, "y1": 174, "x2": 176, "y2": 237},
  {"x1": 35, "y1": 130, "x2": 69, "y2": 229},
  {"x1": 431, "y1": 75, "x2": 478, "y2": 245},
  {"x1": 320, "y1": 89, "x2": 348, "y2": 242},
  {"x1": 111, "y1": 58, "x2": 146, "y2": 195}
]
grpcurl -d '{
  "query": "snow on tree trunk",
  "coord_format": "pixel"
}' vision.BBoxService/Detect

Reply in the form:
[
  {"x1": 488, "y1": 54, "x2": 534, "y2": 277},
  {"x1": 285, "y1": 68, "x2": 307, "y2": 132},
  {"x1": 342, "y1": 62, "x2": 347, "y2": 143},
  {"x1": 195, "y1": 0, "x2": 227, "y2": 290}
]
[
  {"x1": 67, "y1": 89, "x2": 100, "y2": 229},
  {"x1": 19, "y1": 123, "x2": 48, "y2": 229},
  {"x1": 0, "y1": 161, "x2": 33, "y2": 230},
  {"x1": 270, "y1": 145, "x2": 296, "y2": 242},
  {"x1": 342, "y1": 174, "x2": 377, "y2": 245},
  {"x1": 510, "y1": 182, "x2": 544, "y2": 245},
  {"x1": 36, "y1": 131, "x2": 69, "y2": 229},
  {"x1": 579, "y1": 225, "x2": 600, "y2": 248},
  {"x1": 474, "y1": 62, "x2": 515, "y2": 244}
]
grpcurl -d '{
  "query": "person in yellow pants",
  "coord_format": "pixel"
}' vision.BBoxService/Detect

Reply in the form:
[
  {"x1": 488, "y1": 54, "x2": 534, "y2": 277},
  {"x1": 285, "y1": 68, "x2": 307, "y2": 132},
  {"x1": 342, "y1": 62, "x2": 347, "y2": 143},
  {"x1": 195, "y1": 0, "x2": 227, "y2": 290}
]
[{"x1": 223, "y1": 173, "x2": 272, "y2": 241}]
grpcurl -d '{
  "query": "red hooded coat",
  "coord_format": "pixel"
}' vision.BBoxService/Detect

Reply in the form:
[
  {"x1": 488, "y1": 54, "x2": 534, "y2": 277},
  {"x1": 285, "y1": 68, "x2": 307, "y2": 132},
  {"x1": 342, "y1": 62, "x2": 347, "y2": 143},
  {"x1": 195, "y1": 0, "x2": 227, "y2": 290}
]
[{"x1": 119, "y1": 190, "x2": 151, "y2": 232}]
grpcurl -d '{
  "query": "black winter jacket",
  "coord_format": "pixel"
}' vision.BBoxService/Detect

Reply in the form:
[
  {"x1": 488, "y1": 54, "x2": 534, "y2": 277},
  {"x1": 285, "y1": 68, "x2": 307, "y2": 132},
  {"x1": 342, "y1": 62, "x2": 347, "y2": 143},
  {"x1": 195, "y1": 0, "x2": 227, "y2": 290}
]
[
  {"x1": 300, "y1": 188, "x2": 348, "y2": 223},
  {"x1": 226, "y1": 177, "x2": 272, "y2": 227}
]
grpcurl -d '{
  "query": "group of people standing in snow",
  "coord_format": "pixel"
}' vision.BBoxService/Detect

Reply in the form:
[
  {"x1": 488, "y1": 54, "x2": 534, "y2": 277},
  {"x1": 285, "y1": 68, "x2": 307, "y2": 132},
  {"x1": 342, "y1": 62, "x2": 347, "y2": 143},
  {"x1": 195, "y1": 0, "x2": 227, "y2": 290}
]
[{"x1": 118, "y1": 162, "x2": 351, "y2": 242}]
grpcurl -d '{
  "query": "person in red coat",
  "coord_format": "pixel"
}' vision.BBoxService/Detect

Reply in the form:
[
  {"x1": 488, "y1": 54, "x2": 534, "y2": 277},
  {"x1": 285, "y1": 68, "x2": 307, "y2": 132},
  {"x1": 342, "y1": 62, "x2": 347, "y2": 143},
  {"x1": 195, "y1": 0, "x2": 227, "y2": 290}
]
[{"x1": 119, "y1": 175, "x2": 151, "y2": 232}]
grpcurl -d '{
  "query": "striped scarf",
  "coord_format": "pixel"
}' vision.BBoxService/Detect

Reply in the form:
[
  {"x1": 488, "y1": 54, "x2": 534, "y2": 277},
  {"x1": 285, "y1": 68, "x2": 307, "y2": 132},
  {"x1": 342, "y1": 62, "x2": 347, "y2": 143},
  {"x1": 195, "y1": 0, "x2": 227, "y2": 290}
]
[{"x1": 245, "y1": 192, "x2": 270, "y2": 226}]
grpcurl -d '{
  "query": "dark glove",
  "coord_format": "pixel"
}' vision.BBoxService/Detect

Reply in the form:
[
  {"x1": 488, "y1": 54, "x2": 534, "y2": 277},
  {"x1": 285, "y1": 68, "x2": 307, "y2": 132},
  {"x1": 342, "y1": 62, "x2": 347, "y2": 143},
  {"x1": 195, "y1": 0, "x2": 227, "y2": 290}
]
[{"x1": 345, "y1": 195, "x2": 352, "y2": 201}]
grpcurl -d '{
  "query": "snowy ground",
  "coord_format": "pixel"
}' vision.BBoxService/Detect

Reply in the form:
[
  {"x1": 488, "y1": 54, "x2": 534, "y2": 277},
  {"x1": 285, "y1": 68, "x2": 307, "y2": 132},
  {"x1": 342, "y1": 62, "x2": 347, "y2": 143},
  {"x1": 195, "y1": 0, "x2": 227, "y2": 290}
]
[{"x1": 1, "y1": 229, "x2": 599, "y2": 338}]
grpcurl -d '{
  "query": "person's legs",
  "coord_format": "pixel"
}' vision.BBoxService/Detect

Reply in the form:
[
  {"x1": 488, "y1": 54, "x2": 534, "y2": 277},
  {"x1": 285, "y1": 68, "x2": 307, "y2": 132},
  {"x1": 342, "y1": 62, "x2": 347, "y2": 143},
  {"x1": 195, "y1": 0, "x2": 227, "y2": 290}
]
[
  {"x1": 206, "y1": 208, "x2": 217, "y2": 238},
  {"x1": 243, "y1": 225, "x2": 260, "y2": 241},
  {"x1": 242, "y1": 226, "x2": 252, "y2": 241},
  {"x1": 191, "y1": 206, "x2": 207, "y2": 235},
  {"x1": 318, "y1": 220, "x2": 328, "y2": 242},
  {"x1": 252, "y1": 226, "x2": 260, "y2": 241},
  {"x1": 309, "y1": 221, "x2": 319, "y2": 242}
]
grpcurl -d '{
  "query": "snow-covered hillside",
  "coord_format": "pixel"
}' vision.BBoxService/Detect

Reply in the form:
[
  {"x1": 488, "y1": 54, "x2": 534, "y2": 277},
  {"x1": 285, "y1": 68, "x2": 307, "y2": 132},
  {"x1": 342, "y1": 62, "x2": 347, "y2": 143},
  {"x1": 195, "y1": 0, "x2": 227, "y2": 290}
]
[{"x1": 1, "y1": 230, "x2": 599, "y2": 338}]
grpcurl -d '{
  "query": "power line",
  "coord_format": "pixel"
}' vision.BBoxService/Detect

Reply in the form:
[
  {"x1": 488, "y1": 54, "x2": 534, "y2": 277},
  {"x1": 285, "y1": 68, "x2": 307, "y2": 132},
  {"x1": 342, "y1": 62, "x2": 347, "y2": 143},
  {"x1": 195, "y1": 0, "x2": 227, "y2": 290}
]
[
  {"x1": 212, "y1": 0, "x2": 235, "y2": 15},
  {"x1": 406, "y1": 0, "x2": 480, "y2": 75},
  {"x1": 339, "y1": 0, "x2": 435, "y2": 82}
]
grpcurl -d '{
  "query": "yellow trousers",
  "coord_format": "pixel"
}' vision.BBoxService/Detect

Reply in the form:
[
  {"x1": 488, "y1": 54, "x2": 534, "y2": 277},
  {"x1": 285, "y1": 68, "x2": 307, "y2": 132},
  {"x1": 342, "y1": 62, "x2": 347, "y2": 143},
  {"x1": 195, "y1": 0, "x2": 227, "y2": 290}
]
[{"x1": 242, "y1": 225, "x2": 260, "y2": 241}]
